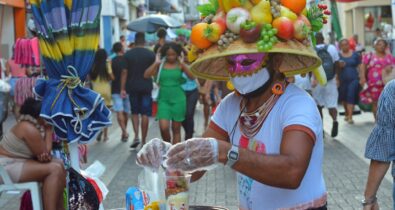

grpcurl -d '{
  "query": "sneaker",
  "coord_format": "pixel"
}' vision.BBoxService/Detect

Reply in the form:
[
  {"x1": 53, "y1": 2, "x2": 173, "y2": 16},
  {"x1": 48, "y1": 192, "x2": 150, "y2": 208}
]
[
  {"x1": 331, "y1": 121, "x2": 338, "y2": 137},
  {"x1": 130, "y1": 139, "x2": 141, "y2": 149}
]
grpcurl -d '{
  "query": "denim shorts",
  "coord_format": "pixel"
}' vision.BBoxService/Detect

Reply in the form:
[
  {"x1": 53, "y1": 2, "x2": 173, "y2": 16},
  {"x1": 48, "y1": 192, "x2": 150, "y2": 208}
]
[
  {"x1": 112, "y1": 94, "x2": 131, "y2": 114},
  {"x1": 129, "y1": 92, "x2": 152, "y2": 116}
]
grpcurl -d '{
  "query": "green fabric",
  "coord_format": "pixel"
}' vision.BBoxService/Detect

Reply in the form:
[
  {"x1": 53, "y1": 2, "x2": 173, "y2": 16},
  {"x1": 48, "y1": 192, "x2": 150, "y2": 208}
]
[
  {"x1": 156, "y1": 67, "x2": 187, "y2": 122},
  {"x1": 330, "y1": 0, "x2": 343, "y2": 41}
]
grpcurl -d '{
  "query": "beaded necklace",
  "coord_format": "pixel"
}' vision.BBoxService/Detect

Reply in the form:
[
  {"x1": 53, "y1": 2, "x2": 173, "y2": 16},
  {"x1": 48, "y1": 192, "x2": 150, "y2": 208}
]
[
  {"x1": 239, "y1": 93, "x2": 280, "y2": 138},
  {"x1": 18, "y1": 115, "x2": 45, "y2": 134}
]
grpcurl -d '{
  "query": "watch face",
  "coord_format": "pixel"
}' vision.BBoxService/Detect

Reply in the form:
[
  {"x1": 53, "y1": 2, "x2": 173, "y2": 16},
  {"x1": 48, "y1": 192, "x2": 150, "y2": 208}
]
[{"x1": 229, "y1": 151, "x2": 239, "y2": 160}]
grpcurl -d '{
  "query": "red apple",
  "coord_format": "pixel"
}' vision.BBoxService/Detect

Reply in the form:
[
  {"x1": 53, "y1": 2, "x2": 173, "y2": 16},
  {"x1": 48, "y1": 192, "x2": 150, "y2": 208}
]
[
  {"x1": 272, "y1": 17, "x2": 294, "y2": 40},
  {"x1": 294, "y1": 15, "x2": 311, "y2": 41},
  {"x1": 212, "y1": 11, "x2": 227, "y2": 34}
]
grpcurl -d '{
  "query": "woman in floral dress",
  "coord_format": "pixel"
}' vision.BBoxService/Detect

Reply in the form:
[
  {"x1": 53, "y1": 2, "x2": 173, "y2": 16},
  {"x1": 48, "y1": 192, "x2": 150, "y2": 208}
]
[{"x1": 360, "y1": 39, "x2": 395, "y2": 120}]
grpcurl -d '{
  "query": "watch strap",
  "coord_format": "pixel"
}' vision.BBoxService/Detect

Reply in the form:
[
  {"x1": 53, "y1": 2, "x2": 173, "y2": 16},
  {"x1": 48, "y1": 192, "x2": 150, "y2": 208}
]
[{"x1": 226, "y1": 145, "x2": 239, "y2": 168}]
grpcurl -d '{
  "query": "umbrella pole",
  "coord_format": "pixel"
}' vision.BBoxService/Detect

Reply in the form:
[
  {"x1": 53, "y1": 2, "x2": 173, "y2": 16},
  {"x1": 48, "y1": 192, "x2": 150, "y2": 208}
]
[{"x1": 69, "y1": 142, "x2": 80, "y2": 172}]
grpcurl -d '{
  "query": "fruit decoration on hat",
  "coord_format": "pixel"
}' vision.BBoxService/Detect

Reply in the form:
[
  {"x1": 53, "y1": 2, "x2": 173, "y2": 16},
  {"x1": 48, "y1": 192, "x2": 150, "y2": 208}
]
[
  {"x1": 190, "y1": 0, "x2": 330, "y2": 54},
  {"x1": 188, "y1": 0, "x2": 332, "y2": 84}
]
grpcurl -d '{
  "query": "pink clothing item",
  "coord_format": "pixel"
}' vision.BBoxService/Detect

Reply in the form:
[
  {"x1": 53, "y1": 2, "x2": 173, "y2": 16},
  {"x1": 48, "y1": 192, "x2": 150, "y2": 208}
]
[
  {"x1": 31, "y1": 37, "x2": 40, "y2": 66},
  {"x1": 7, "y1": 59, "x2": 26, "y2": 77},
  {"x1": 14, "y1": 38, "x2": 39, "y2": 66},
  {"x1": 14, "y1": 77, "x2": 37, "y2": 106},
  {"x1": 360, "y1": 53, "x2": 395, "y2": 104}
]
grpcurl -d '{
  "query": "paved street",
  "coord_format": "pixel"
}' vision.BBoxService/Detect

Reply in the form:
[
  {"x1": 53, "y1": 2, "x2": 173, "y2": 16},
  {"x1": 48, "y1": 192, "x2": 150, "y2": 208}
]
[{"x1": 0, "y1": 105, "x2": 393, "y2": 209}]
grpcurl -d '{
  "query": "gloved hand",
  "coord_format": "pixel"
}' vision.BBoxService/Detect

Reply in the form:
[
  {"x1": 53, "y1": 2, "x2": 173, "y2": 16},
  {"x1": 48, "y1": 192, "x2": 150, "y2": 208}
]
[
  {"x1": 164, "y1": 138, "x2": 219, "y2": 173},
  {"x1": 136, "y1": 138, "x2": 171, "y2": 170}
]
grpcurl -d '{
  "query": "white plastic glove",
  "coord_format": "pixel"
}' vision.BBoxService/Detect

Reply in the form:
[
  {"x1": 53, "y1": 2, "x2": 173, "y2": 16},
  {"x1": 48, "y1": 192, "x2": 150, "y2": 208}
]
[
  {"x1": 136, "y1": 138, "x2": 171, "y2": 170},
  {"x1": 164, "y1": 138, "x2": 219, "y2": 173}
]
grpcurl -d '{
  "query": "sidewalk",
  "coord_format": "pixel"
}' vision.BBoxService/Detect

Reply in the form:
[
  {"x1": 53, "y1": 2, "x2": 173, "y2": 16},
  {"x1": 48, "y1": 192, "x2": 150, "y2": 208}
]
[
  {"x1": 0, "y1": 105, "x2": 393, "y2": 209},
  {"x1": 103, "y1": 107, "x2": 393, "y2": 209}
]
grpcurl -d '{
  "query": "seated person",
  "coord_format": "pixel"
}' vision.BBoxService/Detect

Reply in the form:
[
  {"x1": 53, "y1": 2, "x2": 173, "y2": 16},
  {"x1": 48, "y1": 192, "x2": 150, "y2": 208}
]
[{"x1": 0, "y1": 98, "x2": 66, "y2": 210}]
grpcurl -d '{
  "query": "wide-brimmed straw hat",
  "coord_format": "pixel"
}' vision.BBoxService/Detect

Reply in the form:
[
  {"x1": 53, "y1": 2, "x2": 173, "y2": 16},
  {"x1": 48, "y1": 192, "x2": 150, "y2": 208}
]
[
  {"x1": 190, "y1": 39, "x2": 321, "y2": 81},
  {"x1": 188, "y1": 1, "x2": 331, "y2": 82}
]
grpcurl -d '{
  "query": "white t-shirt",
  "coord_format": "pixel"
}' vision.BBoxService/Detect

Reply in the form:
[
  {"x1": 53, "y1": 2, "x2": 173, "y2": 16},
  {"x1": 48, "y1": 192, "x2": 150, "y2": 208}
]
[{"x1": 211, "y1": 84, "x2": 326, "y2": 210}]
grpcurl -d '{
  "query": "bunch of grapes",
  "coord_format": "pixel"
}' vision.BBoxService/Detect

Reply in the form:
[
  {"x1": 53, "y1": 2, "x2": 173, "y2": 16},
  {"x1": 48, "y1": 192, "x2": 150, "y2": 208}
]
[
  {"x1": 270, "y1": 0, "x2": 281, "y2": 18},
  {"x1": 257, "y1": 24, "x2": 278, "y2": 52},
  {"x1": 217, "y1": 31, "x2": 239, "y2": 51}
]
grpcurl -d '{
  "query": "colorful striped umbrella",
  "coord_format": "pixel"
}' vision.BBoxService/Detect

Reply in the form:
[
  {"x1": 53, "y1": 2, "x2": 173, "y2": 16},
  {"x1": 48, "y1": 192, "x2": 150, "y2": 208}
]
[{"x1": 30, "y1": 0, "x2": 111, "y2": 144}]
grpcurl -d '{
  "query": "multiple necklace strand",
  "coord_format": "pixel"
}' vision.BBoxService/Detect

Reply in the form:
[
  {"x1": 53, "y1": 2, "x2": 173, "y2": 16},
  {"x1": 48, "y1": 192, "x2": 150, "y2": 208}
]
[{"x1": 239, "y1": 82, "x2": 287, "y2": 139}]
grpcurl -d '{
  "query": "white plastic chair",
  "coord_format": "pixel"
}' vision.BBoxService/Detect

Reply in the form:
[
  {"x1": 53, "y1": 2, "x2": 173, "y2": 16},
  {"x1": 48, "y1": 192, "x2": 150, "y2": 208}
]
[{"x1": 0, "y1": 165, "x2": 42, "y2": 210}]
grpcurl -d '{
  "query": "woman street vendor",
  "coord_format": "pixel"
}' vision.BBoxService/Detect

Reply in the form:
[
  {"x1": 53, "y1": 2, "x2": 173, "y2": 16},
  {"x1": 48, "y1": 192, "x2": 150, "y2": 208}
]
[{"x1": 137, "y1": 0, "x2": 330, "y2": 209}]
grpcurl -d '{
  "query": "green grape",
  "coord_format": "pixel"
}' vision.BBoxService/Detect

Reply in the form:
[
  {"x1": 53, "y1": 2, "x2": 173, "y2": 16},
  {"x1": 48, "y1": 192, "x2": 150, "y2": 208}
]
[
  {"x1": 257, "y1": 44, "x2": 265, "y2": 52},
  {"x1": 258, "y1": 40, "x2": 265, "y2": 46},
  {"x1": 267, "y1": 42, "x2": 273, "y2": 49},
  {"x1": 263, "y1": 35, "x2": 270, "y2": 42},
  {"x1": 271, "y1": 28, "x2": 278, "y2": 34},
  {"x1": 261, "y1": 30, "x2": 268, "y2": 37},
  {"x1": 267, "y1": 30, "x2": 274, "y2": 37},
  {"x1": 270, "y1": 36, "x2": 278, "y2": 43},
  {"x1": 263, "y1": 44, "x2": 270, "y2": 51},
  {"x1": 264, "y1": 24, "x2": 272, "y2": 30}
]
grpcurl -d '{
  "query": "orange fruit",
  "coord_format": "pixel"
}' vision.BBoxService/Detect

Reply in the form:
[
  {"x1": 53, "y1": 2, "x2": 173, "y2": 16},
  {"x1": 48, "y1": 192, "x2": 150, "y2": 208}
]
[
  {"x1": 191, "y1": 23, "x2": 213, "y2": 49},
  {"x1": 280, "y1": 0, "x2": 306, "y2": 15}
]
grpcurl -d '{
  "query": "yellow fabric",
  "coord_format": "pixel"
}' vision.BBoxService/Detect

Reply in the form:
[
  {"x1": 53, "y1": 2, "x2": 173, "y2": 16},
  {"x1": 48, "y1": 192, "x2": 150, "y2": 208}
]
[{"x1": 39, "y1": 34, "x2": 100, "y2": 61}]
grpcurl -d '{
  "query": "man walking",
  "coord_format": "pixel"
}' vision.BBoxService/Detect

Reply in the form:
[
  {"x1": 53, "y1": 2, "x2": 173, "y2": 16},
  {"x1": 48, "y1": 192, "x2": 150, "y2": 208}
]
[
  {"x1": 111, "y1": 42, "x2": 130, "y2": 142},
  {"x1": 121, "y1": 32, "x2": 156, "y2": 148},
  {"x1": 312, "y1": 32, "x2": 341, "y2": 137}
]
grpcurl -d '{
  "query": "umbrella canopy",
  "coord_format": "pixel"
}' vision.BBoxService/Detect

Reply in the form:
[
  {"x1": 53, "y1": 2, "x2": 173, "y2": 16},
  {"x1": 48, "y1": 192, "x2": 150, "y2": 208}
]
[
  {"x1": 127, "y1": 14, "x2": 182, "y2": 33},
  {"x1": 30, "y1": 0, "x2": 111, "y2": 144}
]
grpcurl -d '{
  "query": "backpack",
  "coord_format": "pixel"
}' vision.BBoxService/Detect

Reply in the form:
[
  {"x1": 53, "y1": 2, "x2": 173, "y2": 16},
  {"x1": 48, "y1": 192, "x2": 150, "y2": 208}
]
[{"x1": 315, "y1": 45, "x2": 335, "y2": 80}]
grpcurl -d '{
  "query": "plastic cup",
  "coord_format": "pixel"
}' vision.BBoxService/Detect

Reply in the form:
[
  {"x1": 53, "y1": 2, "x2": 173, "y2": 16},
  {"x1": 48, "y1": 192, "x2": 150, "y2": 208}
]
[{"x1": 165, "y1": 174, "x2": 191, "y2": 210}]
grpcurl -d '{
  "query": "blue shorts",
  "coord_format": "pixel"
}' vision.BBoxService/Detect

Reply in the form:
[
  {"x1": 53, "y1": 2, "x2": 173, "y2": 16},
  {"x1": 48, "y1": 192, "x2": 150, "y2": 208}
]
[
  {"x1": 129, "y1": 92, "x2": 152, "y2": 116},
  {"x1": 112, "y1": 94, "x2": 131, "y2": 114}
]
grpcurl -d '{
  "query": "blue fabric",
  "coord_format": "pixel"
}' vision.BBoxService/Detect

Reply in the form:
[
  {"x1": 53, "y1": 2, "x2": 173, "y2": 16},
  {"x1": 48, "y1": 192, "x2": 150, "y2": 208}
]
[
  {"x1": 181, "y1": 73, "x2": 197, "y2": 91},
  {"x1": 31, "y1": 0, "x2": 112, "y2": 144},
  {"x1": 365, "y1": 80, "x2": 395, "y2": 176},
  {"x1": 112, "y1": 94, "x2": 131, "y2": 114},
  {"x1": 338, "y1": 52, "x2": 361, "y2": 104},
  {"x1": 129, "y1": 92, "x2": 152, "y2": 116}
]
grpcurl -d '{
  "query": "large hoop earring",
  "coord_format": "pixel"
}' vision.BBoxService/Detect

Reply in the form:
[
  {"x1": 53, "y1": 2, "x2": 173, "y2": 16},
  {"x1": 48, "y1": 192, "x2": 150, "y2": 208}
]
[{"x1": 271, "y1": 82, "x2": 285, "y2": 95}]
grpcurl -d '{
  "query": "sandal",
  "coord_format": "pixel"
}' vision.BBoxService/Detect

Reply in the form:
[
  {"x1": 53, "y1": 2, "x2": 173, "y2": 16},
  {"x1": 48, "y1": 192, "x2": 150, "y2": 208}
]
[
  {"x1": 130, "y1": 139, "x2": 141, "y2": 149},
  {"x1": 121, "y1": 134, "x2": 129, "y2": 142}
]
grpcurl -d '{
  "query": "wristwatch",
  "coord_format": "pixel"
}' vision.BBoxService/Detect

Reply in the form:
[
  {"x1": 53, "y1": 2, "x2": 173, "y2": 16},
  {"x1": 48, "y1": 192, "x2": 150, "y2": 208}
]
[
  {"x1": 226, "y1": 145, "x2": 239, "y2": 168},
  {"x1": 361, "y1": 196, "x2": 377, "y2": 206}
]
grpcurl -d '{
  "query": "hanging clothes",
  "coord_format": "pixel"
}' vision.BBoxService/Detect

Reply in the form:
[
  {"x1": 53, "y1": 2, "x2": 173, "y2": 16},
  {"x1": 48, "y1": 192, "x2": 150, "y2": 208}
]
[{"x1": 13, "y1": 38, "x2": 40, "y2": 67}]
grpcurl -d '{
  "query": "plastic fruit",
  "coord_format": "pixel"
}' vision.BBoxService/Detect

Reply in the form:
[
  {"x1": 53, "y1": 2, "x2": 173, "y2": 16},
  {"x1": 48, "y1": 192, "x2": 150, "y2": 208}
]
[
  {"x1": 280, "y1": 6, "x2": 297, "y2": 21},
  {"x1": 251, "y1": 0, "x2": 273, "y2": 25},
  {"x1": 187, "y1": 45, "x2": 199, "y2": 62},
  {"x1": 212, "y1": 11, "x2": 227, "y2": 34},
  {"x1": 222, "y1": 0, "x2": 242, "y2": 12},
  {"x1": 191, "y1": 23, "x2": 213, "y2": 49},
  {"x1": 281, "y1": 0, "x2": 306, "y2": 15},
  {"x1": 313, "y1": 66, "x2": 327, "y2": 86},
  {"x1": 249, "y1": 0, "x2": 261, "y2": 5},
  {"x1": 241, "y1": 0, "x2": 254, "y2": 10},
  {"x1": 204, "y1": 22, "x2": 223, "y2": 42},
  {"x1": 272, "y1": 17, "x2": 294, "y2": 40},
  {"x1": 293, "y1": 15, "x2": 311, "y2": 41},
  {"x1": 226, "y1": 8, "x2": 250, "y2": 34},
  {"x1": 240, "y1": 21, "x2": 262, "y2": 43}
]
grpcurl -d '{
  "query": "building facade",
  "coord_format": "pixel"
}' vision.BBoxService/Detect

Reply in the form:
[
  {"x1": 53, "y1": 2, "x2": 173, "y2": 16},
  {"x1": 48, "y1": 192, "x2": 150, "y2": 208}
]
[
  {"x1": 101, "y1": 0, "x2": 130, "y2": 54},
  {"x1": 336, "y1": 0, "x2": 392, "y2": 46},
  {"x1": 0, "y1": 0, "x2": 26, "y2": 59}
]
